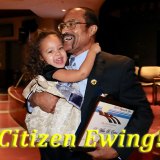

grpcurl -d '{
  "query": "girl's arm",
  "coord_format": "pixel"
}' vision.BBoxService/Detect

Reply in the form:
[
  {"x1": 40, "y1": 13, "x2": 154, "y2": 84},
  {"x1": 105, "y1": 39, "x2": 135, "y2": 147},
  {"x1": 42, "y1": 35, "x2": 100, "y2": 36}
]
[{"x1": 53, "y1": 43, "x2": 101, "y2": 82}]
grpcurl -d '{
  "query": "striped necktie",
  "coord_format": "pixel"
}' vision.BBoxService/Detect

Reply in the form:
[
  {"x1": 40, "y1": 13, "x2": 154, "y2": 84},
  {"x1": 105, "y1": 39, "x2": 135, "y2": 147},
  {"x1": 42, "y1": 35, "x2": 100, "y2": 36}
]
[{"x1": 69, "y1": 57, "x2": 76, "y2": 69}]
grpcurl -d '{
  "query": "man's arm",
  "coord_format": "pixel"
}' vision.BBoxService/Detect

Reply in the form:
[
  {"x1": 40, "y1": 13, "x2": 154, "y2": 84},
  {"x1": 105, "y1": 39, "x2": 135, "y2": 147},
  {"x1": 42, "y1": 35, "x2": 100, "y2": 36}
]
[
  {"x1": 29, "y1": 92, "x2": 59, "y2": 113},
  {"x1": 112, "y1": 58, "x2": 153, "y2": 159}
]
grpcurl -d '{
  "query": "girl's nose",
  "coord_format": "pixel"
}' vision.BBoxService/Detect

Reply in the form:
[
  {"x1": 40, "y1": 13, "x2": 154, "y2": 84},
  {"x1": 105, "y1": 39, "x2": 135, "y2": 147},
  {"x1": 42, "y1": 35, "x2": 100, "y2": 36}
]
[{"x1": 55, "y1": 50, "x2": 61, "y2": 56}]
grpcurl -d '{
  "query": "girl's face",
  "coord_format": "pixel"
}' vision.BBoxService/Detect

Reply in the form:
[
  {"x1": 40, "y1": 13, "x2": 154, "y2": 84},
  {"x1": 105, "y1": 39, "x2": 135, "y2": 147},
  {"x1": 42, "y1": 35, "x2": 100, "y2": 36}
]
[{"x1": 40, "y1": 34, "x2": 67, "y2": 68}]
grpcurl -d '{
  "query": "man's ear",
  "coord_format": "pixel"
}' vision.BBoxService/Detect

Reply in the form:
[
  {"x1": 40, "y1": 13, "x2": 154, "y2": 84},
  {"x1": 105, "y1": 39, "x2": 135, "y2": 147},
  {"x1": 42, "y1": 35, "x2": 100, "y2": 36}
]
[{"x1": 88, "y1": 25, "x2": 98, "y2": 36}]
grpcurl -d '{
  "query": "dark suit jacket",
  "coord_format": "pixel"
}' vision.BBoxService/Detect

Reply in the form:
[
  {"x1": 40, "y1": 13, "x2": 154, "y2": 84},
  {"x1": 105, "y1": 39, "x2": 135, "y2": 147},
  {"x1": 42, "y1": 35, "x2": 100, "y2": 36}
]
[{"x1": 39, "y1": 52, "x2": 153, "y2": 160}]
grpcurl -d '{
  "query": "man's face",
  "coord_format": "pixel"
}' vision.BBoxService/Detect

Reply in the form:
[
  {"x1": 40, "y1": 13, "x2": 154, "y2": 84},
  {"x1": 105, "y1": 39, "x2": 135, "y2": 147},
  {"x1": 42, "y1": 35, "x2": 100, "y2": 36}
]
[{"x1": 60, "y1": 8, "x2": 93, "y2": 55}]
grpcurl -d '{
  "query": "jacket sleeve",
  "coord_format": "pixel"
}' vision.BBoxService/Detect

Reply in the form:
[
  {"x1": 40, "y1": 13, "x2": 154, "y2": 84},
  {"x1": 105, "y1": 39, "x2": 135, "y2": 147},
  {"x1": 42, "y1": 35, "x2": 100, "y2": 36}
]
[{"x1": 112, "y1": 58, "x2": 154, "y2": 159}]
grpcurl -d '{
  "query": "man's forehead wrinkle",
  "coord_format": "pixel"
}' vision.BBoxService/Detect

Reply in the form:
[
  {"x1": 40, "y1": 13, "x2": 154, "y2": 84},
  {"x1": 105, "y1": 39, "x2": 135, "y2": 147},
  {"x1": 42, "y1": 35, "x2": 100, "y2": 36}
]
[{"x1": 64, "y1": 19, "x2": 77, "y2": 23}]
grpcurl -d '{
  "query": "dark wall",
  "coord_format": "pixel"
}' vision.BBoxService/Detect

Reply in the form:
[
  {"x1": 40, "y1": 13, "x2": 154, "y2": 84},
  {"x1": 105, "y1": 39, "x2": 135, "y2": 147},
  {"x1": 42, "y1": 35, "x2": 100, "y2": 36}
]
[
  {"x1": 97, "y1": 0, "x2": 160, "y2": 66},
  {"x1": 0, "y1": 41, "x2": 23, "y2": 91}
]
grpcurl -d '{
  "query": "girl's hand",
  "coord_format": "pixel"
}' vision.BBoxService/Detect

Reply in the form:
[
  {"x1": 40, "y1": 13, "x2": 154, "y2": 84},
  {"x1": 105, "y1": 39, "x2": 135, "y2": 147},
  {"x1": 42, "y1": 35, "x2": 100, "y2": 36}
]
[{"x1": 90, "y1": 43, "x2": 101, "y2": 54}]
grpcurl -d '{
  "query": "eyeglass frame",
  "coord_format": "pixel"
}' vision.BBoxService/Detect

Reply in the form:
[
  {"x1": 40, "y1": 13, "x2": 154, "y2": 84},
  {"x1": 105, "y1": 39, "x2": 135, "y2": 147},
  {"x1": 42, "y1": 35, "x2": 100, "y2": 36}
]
[{"x1": 58, "y1": 20, "x2": 88, "y2": 32}]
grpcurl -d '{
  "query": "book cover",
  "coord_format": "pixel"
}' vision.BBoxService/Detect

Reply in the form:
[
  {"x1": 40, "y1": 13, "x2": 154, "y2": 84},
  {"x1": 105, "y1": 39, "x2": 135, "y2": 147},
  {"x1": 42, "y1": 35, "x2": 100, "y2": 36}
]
[{"x1": 77, "y1": 95, "x2": 134, "y2": 148}]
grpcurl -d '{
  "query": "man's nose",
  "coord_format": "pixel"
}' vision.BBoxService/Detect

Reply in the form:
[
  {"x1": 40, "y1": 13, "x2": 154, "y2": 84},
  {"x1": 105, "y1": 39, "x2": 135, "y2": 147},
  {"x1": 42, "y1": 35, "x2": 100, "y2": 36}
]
[{"x1": 61, "y1": 26, "x2": 70, "y2": 34}]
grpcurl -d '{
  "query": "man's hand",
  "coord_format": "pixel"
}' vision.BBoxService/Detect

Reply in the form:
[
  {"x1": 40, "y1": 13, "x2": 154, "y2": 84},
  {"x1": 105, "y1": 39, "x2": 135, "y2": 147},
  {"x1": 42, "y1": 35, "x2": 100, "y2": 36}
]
[
  {"x1": 29, "y1": 92, "x2": 59, "y2": 113},
  {"x1": 87, "y1": 143, "x2": 119, "y2": 160}
]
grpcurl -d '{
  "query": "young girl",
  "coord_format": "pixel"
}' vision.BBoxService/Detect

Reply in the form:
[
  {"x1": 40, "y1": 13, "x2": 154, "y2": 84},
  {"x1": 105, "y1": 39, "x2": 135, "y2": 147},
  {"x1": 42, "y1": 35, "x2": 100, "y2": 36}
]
[{"x1": 23, "y1": 29, "x2": 101, "y2": 141}]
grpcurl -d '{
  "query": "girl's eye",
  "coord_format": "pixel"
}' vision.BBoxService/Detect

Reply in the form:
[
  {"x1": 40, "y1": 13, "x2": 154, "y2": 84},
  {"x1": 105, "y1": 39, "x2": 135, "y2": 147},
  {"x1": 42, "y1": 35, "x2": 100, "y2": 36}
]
[
  {"x1": 48, "y1": 50, "x2": 52, "y2": 53},
  {"x1": 59, "y1": 47, "x2": 64, "y2": 50}
]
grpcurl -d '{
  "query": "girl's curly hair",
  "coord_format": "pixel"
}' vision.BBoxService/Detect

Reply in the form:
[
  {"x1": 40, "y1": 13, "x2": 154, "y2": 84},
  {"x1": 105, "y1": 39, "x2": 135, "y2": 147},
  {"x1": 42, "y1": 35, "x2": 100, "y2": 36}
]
[{"x1": 25, "y1": 29, "x2": 62, "y2": 80}]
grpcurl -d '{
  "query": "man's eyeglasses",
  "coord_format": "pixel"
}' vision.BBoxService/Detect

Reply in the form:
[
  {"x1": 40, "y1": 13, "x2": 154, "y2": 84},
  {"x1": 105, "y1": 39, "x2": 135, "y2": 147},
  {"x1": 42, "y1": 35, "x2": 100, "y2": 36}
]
[{"x1": 58, "y1": 21, "x2": 87, "y2": 32}]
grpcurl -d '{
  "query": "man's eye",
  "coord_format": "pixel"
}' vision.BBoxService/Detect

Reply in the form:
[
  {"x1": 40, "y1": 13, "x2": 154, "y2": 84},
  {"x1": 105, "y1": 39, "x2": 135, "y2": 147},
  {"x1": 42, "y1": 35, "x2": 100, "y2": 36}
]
[
  {"x1": 68, "y1": 22, "x2": 74, "y2": 26},
  {"x1": 62, "y1": 24, "x2": 66, "y2": 28}
]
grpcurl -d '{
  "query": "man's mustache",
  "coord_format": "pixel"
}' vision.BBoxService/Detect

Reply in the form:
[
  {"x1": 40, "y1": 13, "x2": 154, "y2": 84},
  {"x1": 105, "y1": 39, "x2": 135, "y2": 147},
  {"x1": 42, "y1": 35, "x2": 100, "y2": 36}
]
[{"x1": 62, "y1": 33, "x2": 75, "y2": 41}]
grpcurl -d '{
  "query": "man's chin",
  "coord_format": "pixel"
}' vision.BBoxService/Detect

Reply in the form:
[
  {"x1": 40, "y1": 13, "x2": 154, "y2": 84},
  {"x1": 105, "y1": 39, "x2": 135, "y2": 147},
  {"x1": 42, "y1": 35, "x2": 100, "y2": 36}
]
[{"x1": 64, "y1": 43, "x2": 73, "y2": 52}]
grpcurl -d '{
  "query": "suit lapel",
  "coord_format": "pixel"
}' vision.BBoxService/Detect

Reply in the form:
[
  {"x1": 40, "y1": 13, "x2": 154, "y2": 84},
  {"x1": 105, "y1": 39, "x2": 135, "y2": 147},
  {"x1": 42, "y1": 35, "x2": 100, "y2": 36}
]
[
  {"x1": 82, "y1": 52, "x2": 105, "y2": 110},
  {"x1": 76, "y1": 53, "x2": 105, "y2": 140}
]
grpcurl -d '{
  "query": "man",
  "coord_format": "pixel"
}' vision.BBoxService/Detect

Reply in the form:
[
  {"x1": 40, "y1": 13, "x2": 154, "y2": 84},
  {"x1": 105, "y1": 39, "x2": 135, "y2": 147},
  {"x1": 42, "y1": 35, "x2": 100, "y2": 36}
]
[{"x1": 29, "y1": 7, "x2": 153, "y2": 160}]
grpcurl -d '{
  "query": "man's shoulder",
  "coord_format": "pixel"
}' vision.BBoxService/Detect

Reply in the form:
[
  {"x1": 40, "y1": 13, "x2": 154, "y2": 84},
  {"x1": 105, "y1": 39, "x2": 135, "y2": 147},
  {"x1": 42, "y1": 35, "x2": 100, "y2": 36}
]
[
  {"x1": 99, "y1": 51, "x2": 131, "y2": 63},
  {"x1": 96, "y1": 51, "x2": 134, "y2": 70}
]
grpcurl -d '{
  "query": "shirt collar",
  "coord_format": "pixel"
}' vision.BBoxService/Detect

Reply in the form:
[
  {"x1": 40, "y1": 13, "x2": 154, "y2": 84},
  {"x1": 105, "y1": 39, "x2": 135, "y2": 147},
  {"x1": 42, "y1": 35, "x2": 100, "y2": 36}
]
[{"x1": 70, "y1": 50, "x2": 88, "y2": 69}]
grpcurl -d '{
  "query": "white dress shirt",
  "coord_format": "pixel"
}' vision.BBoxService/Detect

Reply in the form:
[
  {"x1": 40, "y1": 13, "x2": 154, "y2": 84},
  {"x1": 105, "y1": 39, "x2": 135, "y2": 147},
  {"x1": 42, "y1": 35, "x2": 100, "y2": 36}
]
[{"x1": 69, "y1": 50, "x2": 88, "y2": 96}]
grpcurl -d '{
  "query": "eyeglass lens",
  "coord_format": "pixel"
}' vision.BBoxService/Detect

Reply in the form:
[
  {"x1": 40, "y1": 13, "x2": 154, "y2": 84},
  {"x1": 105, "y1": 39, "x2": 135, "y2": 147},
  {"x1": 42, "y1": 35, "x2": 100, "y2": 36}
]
[{"x1": 58, "y1": 21, "x2": 76, "y2": 32}]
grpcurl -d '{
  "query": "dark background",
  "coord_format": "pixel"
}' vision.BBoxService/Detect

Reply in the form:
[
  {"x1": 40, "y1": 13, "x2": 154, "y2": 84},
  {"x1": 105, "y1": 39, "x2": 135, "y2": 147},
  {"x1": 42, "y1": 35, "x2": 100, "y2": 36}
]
[{"x1": 97, "y1": 0, "x2": 160, "y2": 66}]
